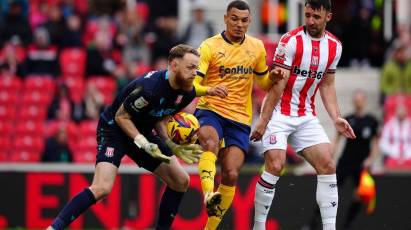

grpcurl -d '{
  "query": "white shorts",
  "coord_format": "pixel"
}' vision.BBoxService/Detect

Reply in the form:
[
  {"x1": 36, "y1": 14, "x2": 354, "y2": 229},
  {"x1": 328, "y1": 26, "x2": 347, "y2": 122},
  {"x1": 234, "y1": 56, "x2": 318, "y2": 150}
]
[{"x1": 261, "y1": 113, "x2": 330, "y2": 154}]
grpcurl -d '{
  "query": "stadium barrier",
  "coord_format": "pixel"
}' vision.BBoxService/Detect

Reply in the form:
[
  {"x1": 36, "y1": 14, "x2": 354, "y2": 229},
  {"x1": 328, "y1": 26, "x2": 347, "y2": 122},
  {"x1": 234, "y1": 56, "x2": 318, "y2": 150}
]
[{"x1": 0, "y1": 164, "x2": 409, "y2": 229}]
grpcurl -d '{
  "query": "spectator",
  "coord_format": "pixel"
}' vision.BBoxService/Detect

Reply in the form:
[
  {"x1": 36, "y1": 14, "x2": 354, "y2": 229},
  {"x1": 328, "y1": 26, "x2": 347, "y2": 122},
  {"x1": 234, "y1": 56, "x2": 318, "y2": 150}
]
[
  {"x1": 25, "y1": 27, "x2": 60, "y2": 77},
  {"x1": 82, "y1": 83, "x2": 104, "y2": 120},
  {"x1": 380, "y1": 40, "x2": 411, "y2": 104},
  {"x1": 180, "y1": 1, "x2": 214, "y2": 49},
  {"x1": 380, "y1": 103, "x2": 411, "y2": 167},
  {"x1": 0, "y1": 42, "x2": 26, "y2": 77},
  {"x1": 0, "y1": 0, "x2": 32, "y2": 46},
  {"x1": 47, "y1": 83, "x2": 82, "y2": 122},
  {"x1": 61, "y1": 14, "x2": 83, "y2": 48},
  {"x1": 41, "y1": 127, "x2": 73, "y2": 163},
  {"x1": 43, "y1": 5, "x2": 65, "y2": 46},
  {"x1": 148, "y1": 16, "x2": 179, "y2": 65},
  {"x1": 85, "y1": 29, "x2": 122, "y2": 77}
]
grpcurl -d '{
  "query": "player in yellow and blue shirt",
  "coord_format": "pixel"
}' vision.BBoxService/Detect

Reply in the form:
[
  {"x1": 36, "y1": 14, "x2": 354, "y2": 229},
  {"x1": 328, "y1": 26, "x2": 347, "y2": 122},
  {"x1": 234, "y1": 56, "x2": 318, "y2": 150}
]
[{"x1": 193, "y1": 1, "x2": 274, "y2": 229}]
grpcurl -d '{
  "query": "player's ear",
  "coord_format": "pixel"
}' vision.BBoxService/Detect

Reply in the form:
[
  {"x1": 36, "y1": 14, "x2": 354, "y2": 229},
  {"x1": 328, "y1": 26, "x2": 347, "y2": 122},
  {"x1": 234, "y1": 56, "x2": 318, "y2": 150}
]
[
  {"x1": 326, "y1": 12, "x2": 332, "y2": 22},
  {"x1": 224, "y1": 13, "x2": 228, "y2": 25}
]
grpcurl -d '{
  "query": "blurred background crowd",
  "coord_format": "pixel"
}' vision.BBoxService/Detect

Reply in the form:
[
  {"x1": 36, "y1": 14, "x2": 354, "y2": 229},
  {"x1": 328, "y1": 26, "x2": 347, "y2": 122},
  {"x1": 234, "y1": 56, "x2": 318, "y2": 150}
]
[{"x1": 0, "y1": 0, "x2": 410, "y2": 174}]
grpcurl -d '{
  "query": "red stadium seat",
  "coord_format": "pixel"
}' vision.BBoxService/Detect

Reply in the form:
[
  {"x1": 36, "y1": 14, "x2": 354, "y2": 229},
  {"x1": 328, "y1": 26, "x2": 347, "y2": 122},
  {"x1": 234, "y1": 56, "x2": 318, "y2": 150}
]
[
  {"x1": 21, "y1": 91, "x2": 51, "y2": 107},
  {"x1": 60, "y1": 48, "x2": 86, "y2": 76},
  {"x1": 73, "y1": 147, "x2": 95, "y2": 163},
  {"x1": 121, "y1": 155, "x2": 135, "y2": 165},
  {"x1": 79, "y1": 120, "x2": 98, "y2": 136},
  {"x1": 0, "y1": 77, "x2": 22, "y2": 93},
  {"x1": 87, "y1": 77, "x2": 117, "y2": 104},
  {"x1": 0, "y1": 137, "x2": 11, "y2": 161},
  {"x1": 9, "y1": 149, "x2": 41, "y2": 162},
  {"x1": 16, "y1": 121, "x2": 44, "y2": 137},
  {"x1": 0, "y1": 105, "x2": 16, "y2": 121},
  {"x1": 0, "y1": 122, "x2": 12, "y2": 136},
  {"x1": 64, "y1": 78, "x2": 85, "y2": 103},
  {"x1": 0, "y1": 91, "x2": 18, "y2": 106},
  {"x1": 11, "y1": 135, "x2": 44, "y2": 162},
  {"x1": 16, "y1": 105, "x2": 47, "y2": 121},
  {"x1": 24, "y1": 76, "x2": 55, "y2": 95}
]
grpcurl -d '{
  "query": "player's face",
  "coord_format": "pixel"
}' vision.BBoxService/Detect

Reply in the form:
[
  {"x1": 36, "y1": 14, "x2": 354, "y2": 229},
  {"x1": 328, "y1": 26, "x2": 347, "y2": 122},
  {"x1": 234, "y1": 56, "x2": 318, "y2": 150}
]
[
  {"x1": 224, "y1": 8, "x2": 251, "y2": 42},
  {"x1": 304, "y1": 5, "x2": 332, "y2": 38},
  {"x1": 353, "y1": 91, "x2": 366, "y2": 112},
  {"x1": 173, "y1": 53, "x2": 199, "y2": 90}
]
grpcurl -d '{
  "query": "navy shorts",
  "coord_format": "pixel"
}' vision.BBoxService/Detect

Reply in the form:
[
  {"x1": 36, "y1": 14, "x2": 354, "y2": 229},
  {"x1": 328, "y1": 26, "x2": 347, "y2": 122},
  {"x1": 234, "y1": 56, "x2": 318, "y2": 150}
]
[
  {"x1": 96, "y1": 118, "x2": 173, "y2": 172},
  {"x1": 194, "y1": 109, "x2": 251, "y2": 153}
]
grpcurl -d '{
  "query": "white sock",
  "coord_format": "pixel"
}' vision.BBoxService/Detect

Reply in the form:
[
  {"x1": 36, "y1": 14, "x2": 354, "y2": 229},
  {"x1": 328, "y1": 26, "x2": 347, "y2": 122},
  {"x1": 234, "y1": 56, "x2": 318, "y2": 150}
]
[
  {"x1": 316, "y1": 174, "x2": 338, "y2": 230},
  {"x1": 253, "y1": 171, "x2": 279, "y2": 230}
]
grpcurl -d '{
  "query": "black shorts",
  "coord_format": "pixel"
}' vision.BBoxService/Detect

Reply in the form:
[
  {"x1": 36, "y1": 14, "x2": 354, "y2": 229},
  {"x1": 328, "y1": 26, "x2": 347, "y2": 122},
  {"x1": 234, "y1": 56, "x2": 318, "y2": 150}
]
[{"x1": 95, "y1": 118, "x2": 173, "y2": 172}]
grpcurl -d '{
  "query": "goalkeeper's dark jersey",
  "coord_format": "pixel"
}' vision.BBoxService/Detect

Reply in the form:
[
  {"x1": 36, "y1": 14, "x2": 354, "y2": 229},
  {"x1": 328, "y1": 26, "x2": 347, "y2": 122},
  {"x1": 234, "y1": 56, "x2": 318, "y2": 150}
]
[{"x1": 101, "y1": 70, "x2": 196, "y2": 134}]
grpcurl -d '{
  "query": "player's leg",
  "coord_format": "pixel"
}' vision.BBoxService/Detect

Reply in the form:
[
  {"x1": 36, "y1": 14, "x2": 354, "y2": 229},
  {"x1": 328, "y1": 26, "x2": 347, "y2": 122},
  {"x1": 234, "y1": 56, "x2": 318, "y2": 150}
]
[
  {"x1": 253, "y1": 115, "x2": 291, "y2": 230},
  {"x1": 195, "y1": 110, "x2": 223, "y2": 207},
  {"x1": 301, "y1": 143, "x2": 337, "y2": 230},
  {"x1": 48, "y1": 162, "x2": 118, "y2": 230},
  {"x1": 253, "y1": 149, "x2": 286, "y2": 230},
  {"x1": 204, "y1": 145, "x2": 244, "y2": 230},
  {"x1": 48, "y1": 120, "x2": 122, "y2": 230},
  {"x1": 153, "y1": 156, "x2": 190, "y2": 230},
  {"x1": 132, "y1": 134, "x2": 189, "y2": 230}
]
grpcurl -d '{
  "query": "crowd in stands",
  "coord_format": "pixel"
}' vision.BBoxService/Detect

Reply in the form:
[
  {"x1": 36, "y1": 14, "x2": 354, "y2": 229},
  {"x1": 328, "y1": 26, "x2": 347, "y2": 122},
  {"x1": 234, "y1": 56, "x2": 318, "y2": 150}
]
[{"x1": 0, "y1": 0, "x2": 410, "y2": 171}]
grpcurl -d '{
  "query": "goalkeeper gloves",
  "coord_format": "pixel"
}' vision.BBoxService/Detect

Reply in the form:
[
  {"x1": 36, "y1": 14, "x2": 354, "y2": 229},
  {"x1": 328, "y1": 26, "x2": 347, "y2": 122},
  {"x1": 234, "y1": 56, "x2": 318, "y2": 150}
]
[
  {"x1": 134, "y1": 134, "x2": 171, "y2": 164},
  {"x1": 165, "y1": 139, "x2": 203, "y2": 164}
]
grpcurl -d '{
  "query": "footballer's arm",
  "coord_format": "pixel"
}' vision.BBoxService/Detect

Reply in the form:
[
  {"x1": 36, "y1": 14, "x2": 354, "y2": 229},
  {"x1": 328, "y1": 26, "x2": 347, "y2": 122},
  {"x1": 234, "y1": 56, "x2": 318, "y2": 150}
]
[
  {"x1": 250, "y1": 67, "x2": 290, "y2": 141},
  {"x1": 154, "y1": 117, "x2": 172, "y2": 141},
  {"x1": 115, "y1": 104, "x2": 142, "y2": 139},
  {"x1": 319, "y1": 73, "x2": 356, "y2": 139}
]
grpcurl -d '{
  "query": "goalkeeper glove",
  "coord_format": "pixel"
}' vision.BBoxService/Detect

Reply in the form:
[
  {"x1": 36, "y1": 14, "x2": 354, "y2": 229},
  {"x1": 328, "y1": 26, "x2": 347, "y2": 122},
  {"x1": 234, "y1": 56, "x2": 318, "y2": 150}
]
[
  {"x1": 134, "y1": 134, "x2": 171, "y2": 163},
  {"x1": 165, "y1": 139, "x2": 203, "y2": 164}
]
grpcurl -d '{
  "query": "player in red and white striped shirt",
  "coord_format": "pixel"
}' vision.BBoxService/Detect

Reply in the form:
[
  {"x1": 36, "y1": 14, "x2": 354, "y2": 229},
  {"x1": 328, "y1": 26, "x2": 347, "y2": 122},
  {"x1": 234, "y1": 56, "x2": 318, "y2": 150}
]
[{"x1": 250, "y1": 1, "x2": 356, "y2": 230}]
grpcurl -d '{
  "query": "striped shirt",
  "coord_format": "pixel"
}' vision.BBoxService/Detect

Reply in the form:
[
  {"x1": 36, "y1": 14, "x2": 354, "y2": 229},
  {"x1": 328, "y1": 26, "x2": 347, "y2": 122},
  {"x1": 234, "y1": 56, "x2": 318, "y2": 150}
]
[{"x1": 273, "y1": 26, "x2": 342, "y2": 117}]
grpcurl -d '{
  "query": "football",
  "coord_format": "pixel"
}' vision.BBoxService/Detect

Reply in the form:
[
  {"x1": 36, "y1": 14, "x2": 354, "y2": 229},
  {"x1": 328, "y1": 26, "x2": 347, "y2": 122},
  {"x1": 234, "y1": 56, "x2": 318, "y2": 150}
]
[{"x1": 167, "y1": 112, "x2": 200, "y2": 145}]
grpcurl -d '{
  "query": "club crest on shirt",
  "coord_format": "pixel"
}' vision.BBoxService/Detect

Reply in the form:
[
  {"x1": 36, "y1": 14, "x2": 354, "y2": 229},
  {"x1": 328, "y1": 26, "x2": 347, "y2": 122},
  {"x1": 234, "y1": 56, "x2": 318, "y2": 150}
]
[
  {"x1": 311, "y1": 56, "x2": 319, "y2": 66},
  {"x1": 269, "y1": 134, "x2": 277, "y2": 144},
  {"x1": 133, "y1": 97, "x2": 149, "y2": 109},
  {"x1": 105, "y1": 147, "x2": 115, "y2": 157}
]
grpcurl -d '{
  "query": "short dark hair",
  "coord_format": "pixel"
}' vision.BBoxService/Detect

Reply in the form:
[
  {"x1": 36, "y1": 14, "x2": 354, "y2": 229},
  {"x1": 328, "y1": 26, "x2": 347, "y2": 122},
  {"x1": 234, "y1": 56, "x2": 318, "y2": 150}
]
[
  {"x1": 305, "y1": 0, "x2": 331, "y2": 11},
  {"x1": 168, "y1": 44, "x2": 199, "y2": 62},
  {"x1": 227, "y1": 0, "x2": 250, "y2": 12}
]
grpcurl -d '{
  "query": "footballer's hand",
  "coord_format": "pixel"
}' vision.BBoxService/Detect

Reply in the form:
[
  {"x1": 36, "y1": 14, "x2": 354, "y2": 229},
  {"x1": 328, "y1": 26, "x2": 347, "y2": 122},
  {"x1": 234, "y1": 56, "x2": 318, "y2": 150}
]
[
  {"x1": 207, "y1": 85, "x2": 228, "y2": 98},
  {"x1": 269, "y1": 68, "x2": 286, "y2": 83},
  {"x1": 134, "y1": 134, "x2": 171, "y2": 163},
  {"x1": 250, "y1": 118, "x2": 269, "y2": 142},
  {"x1": 166, "y1": 140, "x2": 203, "y2": 164},
  {"x1": 334, "y1": 117, "x2": 356, "y2": 139}
]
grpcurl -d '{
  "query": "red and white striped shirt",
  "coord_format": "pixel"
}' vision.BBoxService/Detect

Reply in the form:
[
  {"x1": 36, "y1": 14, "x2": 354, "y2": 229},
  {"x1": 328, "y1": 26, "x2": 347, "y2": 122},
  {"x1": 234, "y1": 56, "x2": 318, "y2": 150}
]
[{"x1": 273, "y1": 26, "x2": 342, "y2": 117}]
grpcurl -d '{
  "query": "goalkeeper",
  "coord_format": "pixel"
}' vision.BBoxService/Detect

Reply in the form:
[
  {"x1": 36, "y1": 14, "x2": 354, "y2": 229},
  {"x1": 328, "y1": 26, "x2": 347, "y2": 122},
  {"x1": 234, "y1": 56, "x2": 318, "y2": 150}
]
[{"x1": 48, "y1": 44, "x2": 203, "y2": 230}]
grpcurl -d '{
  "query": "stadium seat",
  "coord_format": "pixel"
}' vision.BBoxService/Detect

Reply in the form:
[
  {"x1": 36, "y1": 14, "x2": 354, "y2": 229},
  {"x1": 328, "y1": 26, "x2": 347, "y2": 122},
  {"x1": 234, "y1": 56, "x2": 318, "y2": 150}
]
[
  {"x1": 60, "y1": 48, "x2": 86, "y2": 76},
  {"x1": 0, "y1": 122, "x2": 12, "y2": 137},
  {"x1": 15, "y1": 121, "x2": 44, "y2": 137},
  {"x1": 87, "y1": 77, "x2": 117, "y2": 104},
  {"x1": 79, "y1": 120, "x2": 98, "y2": 136},
  {"x1": 16, "y1": 105, "x2": 47, "y2": 121},
  {"x1": 24, "y1": 76, "x2": 55, "y2": 94},
  {"x1": 64, "y1": 78, "x2": 85, "y2": 103},
  {"x1": 11, "y1": 135, "x2": 44, "y2": 162},
  {"x1": 21, "y1": 91, "x2": 51, "y2": 107},
  {"x1": 0, "y1": 105, "x2": 16, "y2": 121},
  {"x1": 74, "y1": 136, "x2": 97, "y2": 163},
  {"x1": 0, "y1": 137, "x2": 11, "y2": 161},
  {"x1": 121, "y1": 155, "x2": 135, "y2": 165},
  {"x1": 0, "y1": 77, "x2": 22, "y2": 93},
  {"x1": 9, "y1": 149, "x2": 41, "y2": 162},
  {"x1": 0, "y1": 91, "x2": 18, "y2": 106}
]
